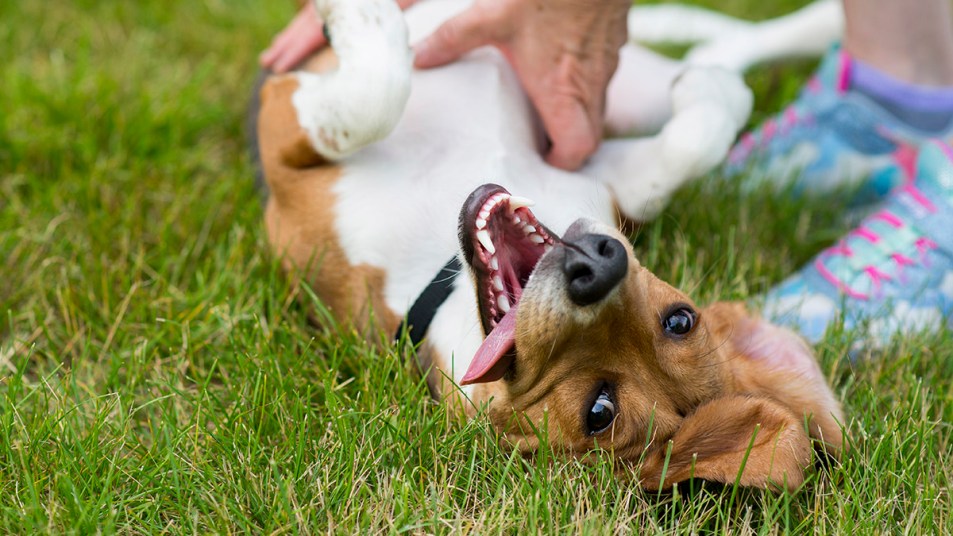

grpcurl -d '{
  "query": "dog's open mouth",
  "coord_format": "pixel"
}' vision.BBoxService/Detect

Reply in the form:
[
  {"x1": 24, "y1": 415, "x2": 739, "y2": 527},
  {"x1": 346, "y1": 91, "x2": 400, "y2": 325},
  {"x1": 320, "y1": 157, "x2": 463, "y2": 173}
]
[{"x1": 458, "y1": 184, "x2": 557, "y2": 385}]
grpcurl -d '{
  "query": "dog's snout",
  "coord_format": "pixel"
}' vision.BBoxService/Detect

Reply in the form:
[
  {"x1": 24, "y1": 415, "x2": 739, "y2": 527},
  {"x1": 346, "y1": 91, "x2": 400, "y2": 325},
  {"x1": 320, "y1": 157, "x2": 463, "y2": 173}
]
[{"x1": 562, "y1": 234, "x2": 628, "y2": 306}]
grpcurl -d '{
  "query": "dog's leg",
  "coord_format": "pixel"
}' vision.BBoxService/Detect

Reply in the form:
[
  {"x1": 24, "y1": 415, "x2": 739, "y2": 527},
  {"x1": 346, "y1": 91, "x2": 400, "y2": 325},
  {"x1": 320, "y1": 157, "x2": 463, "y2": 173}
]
[
  {"x1": 284, "y1": 0, "x2": 413, "y2": 162},
  {"x1": 587, "y1": 66, "x2": 752, "y2": 222},
  {"x1": 604, "y1": 45, "x2": 684, "y2": 138},
  {"x1": 685, "y1": 0, "x2": 843, "y2": 72},
  {"x1": 627, "y1": 4, "x2": 754, "y2": 46},
  {"x1": 628, "y1": 1, "x2": 843, "y2": 73}
]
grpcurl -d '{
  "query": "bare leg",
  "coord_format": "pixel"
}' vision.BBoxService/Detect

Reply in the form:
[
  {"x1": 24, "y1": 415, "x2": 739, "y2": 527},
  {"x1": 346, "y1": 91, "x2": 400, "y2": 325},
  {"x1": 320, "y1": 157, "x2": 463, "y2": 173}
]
[{"x1": 843, "y1": 0, "x2": 953, "y2": 86}]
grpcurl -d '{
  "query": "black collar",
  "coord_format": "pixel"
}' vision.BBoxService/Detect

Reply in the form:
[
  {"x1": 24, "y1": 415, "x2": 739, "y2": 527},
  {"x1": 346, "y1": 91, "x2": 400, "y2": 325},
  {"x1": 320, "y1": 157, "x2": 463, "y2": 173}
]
[{"x1": 394, "y1": 256, "x2": 462, "y2": 345}]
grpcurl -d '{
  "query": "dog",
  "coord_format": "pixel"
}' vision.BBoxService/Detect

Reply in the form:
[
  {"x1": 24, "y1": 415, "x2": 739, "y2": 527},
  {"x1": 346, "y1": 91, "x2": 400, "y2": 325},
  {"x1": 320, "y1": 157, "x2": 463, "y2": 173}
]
[{"x1": 252, "y1": 0, "x2": 844, "y2": 491}]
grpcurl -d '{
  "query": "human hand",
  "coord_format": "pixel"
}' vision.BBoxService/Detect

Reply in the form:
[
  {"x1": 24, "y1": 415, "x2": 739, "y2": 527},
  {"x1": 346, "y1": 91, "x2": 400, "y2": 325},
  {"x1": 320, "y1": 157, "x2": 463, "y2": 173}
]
[
  {"x1": 260, "y1": 2, "x2": 327, "y2": 73},
  {"x1": 414, "y1": 0, "x2": 630, "y2": 170},
  {"x1": 260, "y1": 0, "x2": 420, "y2": 73}
]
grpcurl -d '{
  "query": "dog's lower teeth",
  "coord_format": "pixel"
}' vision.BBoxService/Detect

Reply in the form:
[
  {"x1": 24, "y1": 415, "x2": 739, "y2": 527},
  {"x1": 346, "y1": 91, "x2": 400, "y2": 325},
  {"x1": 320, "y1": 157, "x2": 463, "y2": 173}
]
[
  {"x1": 475, "y1": 218, "x2": 486, "y2": 229},
  {"x1": 492, "y1": 275, "x2": 504, "y2": 291},
  {"x1": 498, "y1": 295, "x2": 511, "y2": 313},
  {"x1": 522, "y1": 224, "x2": 536, "y2": 235},
  {"x1": 476, "y1": 229, "x2": 495, "y2": 254},
  {"x1": 530, "y1": 234, "x2": 545, "y2": 244},
  {"x1": 489, "y1": 256, "x2": 499, "y2": 270},
  {"x1": 512, "y1": 215, "x2": 521, "y2": 224}
]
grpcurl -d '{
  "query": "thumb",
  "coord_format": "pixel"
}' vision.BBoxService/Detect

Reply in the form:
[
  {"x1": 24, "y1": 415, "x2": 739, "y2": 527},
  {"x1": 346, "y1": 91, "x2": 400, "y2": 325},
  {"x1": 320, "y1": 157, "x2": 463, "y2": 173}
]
[
  {"x1": 413, "y1": 7, "x2": 499, "y2": 68},
  {"x1": 541, "y1": 100, "x2": 600, "y2": 171}
]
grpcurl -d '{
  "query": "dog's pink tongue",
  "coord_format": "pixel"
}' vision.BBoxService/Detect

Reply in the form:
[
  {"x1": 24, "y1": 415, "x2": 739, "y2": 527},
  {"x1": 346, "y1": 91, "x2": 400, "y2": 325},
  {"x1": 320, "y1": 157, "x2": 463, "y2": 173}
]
[{"x1": 460, "y1": 303, "x2": 518, "y2": 385}]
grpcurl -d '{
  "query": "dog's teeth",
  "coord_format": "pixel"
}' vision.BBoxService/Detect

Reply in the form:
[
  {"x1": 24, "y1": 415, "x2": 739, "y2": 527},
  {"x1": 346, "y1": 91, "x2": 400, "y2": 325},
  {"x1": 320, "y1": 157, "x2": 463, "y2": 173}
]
[
  {"x1": 530, "y1": 233, "x2": 545, "y2": 244},
  {"x1": 512, "y1": 215, "x2": 521, "y2": 224},
  {"x1": 476, "y1": 230, "x2": 495, "y2": 254},
  {"x1": 475, "y1": 218, "x2": 486, "y2": 229},
  {"x1": 497, "y1": 295, "x2": 511, "y2": 313},
  {"x1": 508, "y1": 196, "x2": 535, "y2": 211},
  {"x1": 489, "y1": 256, "x2": 499, "y2": 271},
  {"x1": 492, "y1": 275, "x2": 504, "y2": 292},
  {"x1": 522, "y1": 224, "x2": 536, "y2": 235}
]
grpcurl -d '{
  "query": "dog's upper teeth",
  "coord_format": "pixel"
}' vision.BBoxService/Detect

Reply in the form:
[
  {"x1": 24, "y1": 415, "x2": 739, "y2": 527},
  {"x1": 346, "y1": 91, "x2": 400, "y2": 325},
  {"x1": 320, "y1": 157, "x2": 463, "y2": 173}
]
[
  {"x1": 512, "y1": 215, "x2": 521, "y2": 224},
  {"x1": 489, "y1": 256, "x2": 499, "y2": 271},
  {"x1": 492, "y1": 275, "x2": 504, "y2": 291},
  {"x1": 522, "y1": 224, "x2": 536, "y2": 235},
  {"x1": 497, "y1": 294, "x2": 511, "y2": 313},
  {"x1": 475, "y1": 218, "x2": 487, "y2": 229},
  {"x1": 530, "y1": 233, "x2": 545, "y2": 244},
  {"x1": 508, "y1": 196, "x2": 534, "y2": 211},
  {"x1": 476, "y1": 229, "x2": 495, "y2": 254}
]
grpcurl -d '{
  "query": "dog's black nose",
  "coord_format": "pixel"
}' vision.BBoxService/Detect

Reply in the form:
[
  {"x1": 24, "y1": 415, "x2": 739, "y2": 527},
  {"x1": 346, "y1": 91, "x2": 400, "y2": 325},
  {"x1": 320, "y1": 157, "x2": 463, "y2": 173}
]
[{"x1": 562, "y1": 234, "x2": 628, "y2": 306}]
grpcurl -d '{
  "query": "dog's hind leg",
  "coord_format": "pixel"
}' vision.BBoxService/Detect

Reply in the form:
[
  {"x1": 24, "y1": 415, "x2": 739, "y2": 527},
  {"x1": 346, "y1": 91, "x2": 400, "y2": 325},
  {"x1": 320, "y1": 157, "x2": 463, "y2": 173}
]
[
  {"x1": 684, "y1": 0, "x2": 843, "y2": 72},
  {"x1": 628, "y1": 1, "x2": 843, "y2": 73},
  {"x1": 627, "y1": 4, "x2": 755, "y2": 47},
  {"x1": 587, "y1": 66, "x2": 752, "y2": 222}
]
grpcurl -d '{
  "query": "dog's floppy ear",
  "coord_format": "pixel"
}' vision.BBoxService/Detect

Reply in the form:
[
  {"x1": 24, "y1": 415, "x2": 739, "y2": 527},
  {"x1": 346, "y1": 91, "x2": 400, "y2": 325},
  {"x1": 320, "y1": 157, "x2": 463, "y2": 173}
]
[
  {"x1": 639, "y1": 395, "x2": 812, "y2": 491},
  {"x1": 704, "y1": 302, "x2": 845, "y2": 456}
]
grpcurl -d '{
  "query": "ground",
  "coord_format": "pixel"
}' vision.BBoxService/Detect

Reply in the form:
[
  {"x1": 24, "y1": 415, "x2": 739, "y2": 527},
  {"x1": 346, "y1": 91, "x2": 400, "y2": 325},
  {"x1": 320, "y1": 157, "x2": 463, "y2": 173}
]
[{"x1": 1, "y1": 0, "x2": 952, "y2": 533}]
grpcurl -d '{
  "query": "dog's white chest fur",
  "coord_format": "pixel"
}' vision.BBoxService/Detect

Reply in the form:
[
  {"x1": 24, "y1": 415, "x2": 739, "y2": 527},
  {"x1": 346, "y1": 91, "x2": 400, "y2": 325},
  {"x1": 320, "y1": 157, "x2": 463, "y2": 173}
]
[
  {"x1": 290, "y1": 0, "x2": 754, "y2": 388},
  {"x1": 331, "y1": 1, "x2": 619, "y2": 386}
]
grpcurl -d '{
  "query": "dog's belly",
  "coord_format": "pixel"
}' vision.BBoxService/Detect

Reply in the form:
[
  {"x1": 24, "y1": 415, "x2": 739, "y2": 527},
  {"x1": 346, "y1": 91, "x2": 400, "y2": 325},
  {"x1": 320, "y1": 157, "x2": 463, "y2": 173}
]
[
  {"x1": 332, "y1": 52, "x2": 616, "y2": 318},
  {"x1": 328, "y1": 49, "x2": 615, "y2": 392}
]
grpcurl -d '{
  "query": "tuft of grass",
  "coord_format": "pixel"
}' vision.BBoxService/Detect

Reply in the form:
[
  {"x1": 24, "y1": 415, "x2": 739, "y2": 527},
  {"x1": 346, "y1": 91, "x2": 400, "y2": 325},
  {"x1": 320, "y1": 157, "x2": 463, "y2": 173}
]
[{"x1": 2, "y1": 0, "x2": 952, "y2": 533}]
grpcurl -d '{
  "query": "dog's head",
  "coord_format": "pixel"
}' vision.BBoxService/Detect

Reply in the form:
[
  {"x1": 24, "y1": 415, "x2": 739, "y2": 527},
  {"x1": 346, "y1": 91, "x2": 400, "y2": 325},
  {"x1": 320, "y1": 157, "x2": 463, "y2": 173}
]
[{"x1": 458, "y1": 185, "x2": 844, "y2": 491}]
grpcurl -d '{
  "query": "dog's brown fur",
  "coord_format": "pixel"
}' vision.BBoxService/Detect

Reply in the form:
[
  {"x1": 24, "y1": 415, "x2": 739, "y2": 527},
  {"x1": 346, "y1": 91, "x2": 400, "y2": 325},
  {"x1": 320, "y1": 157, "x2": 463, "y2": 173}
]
[
  {"x1": 258, "y1": 55, "x2": 400, "y2": 336},
  {"x1": 256, "y1": 48, "x2": 843, "y2": 493},
  {"x1": 477, "y1": 223, "x2": 842, "y2": 490}
]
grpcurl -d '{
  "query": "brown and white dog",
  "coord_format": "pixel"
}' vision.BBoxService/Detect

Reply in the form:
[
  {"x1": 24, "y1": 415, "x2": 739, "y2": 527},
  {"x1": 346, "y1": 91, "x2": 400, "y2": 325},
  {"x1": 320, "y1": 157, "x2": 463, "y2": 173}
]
[{"x1": 253, "y1": 0, "x2": 844, "y2": 491}]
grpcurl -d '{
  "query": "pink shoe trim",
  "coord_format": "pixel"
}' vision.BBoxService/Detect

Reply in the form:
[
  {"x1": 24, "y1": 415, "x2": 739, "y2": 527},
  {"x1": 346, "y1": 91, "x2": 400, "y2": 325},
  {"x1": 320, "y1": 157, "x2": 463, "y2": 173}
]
[
  {"x1": 783, "y1": 107, "x2": 798, "y2": 128},
  {"x1": 871, "y1": 211, "x2": 904, "y2": 228},
  {"x1": 863, "y1": 266, "x2": 892, "y2": 295},
  {"x1": 836, "y1": 51, "x2": 851, "y2": 94},
  {"x1": 892, "y1": 253, "x2": 916, "y2": 268},
  {"x1": 742, "y1": 133, "x2": 755, "y2": 149},
  {"x1": 814, "y1": 258, "x2": 868, "y2": 300},
  {"x1": 850, "y1": 227, "x2": 881, "y2": 243},
  {"x1": 916, "y1": 237, "x2": 938, "y2": 254},
  {"x1": 901, "y1": 184, "x2": 938, "y2": 213},
  {"x1": 827, "y1": 243, "x2": 853, "y2": 256},
  {"x1": 893, "y1": 143, "x2": 919, "y2": 183},
  {"x1": 934, "y1": 139, "x2": 953, "y2": 162}
]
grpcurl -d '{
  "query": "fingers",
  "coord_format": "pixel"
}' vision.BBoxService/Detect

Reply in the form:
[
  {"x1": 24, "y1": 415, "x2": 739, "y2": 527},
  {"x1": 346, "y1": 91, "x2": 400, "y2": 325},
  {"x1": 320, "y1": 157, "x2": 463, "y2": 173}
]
[
  {"x1": 272, "y1": 27, "x2": 327, "y2": 73},
  {"x1": 414, "y1": 6, "x2": 503, "y2": 68},
  {"x1": 260, "y1": 2, "x2": 326, "y2": 73},
  {"x1": 538, "y1": 98, "x2": 600, "y2": 170}
]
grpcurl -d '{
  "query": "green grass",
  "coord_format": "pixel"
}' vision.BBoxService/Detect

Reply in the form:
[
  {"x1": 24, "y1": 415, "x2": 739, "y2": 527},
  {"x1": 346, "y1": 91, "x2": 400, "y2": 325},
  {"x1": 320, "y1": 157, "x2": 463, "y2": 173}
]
[{"x1": 2, "y1": 0, "x2": 952, "y2": 532}]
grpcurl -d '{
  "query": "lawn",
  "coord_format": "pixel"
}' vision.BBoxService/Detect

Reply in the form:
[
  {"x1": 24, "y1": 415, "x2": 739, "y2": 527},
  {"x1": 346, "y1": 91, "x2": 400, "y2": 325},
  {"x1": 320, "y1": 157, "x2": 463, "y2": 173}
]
[{"x1": 2, "y1": 0, "x2": 952, "y2": 533}]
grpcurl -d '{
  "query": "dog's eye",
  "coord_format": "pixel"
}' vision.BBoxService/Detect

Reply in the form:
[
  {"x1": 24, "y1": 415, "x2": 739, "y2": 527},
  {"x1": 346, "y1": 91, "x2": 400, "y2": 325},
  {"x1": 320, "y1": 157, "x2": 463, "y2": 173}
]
[
  {"x1": 662, "y1": 307, "x2": 696, "y2": 336},
  {"x1": 587, "y1": 390, "x2": 616, "y2": 435}
]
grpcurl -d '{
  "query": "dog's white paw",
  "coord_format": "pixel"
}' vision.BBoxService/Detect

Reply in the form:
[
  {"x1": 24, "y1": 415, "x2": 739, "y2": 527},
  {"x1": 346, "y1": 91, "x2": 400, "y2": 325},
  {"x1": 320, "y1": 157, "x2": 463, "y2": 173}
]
[{"x1": 292, "y1": 0, "x2": 413, "y2": 160}]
